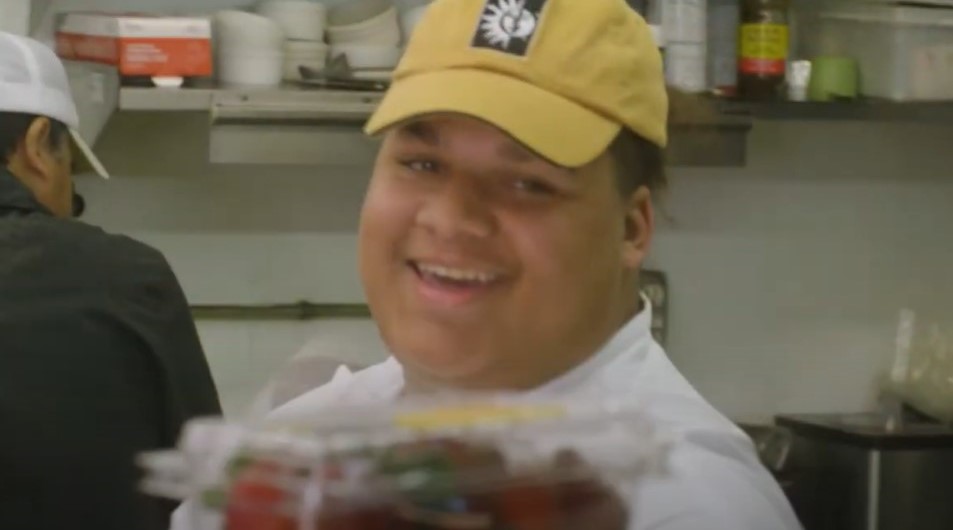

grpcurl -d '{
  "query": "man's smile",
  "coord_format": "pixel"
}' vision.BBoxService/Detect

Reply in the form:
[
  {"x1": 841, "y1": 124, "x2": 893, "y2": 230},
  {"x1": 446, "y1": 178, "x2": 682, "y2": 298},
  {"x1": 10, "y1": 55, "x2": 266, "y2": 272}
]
[{"x1": 407, "y1": 259, "x2": 505, "y2": 307}]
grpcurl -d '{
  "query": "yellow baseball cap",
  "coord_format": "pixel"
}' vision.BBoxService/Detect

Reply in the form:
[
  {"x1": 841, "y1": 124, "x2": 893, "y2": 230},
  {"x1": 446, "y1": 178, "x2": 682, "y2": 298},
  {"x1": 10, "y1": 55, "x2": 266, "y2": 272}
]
[{"x1": 365, "y1": 0, "x2": 667, "y2": 168}]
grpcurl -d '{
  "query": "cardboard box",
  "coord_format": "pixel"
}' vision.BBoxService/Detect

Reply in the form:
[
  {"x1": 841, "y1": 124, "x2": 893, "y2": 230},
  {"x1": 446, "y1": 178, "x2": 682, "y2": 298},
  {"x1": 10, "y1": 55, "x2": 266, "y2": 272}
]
[{"x1": 56, "y1": 13, "x2": 212, "y2": 78}]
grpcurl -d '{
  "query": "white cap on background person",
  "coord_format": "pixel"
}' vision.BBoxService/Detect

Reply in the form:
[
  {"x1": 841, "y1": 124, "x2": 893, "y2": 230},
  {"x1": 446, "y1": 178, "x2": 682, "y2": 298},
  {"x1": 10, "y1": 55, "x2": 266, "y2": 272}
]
[{"x1": 0, "y1": 30, "x2": 108, "y2": 178}]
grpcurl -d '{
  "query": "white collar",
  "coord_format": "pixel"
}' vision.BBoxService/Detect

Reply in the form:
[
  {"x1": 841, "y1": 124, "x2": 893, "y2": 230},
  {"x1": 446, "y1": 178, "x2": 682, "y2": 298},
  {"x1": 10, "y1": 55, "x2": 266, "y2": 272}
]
[
  {"x1": 524, "y1": 292, "x2": 654, "y2": 396},
  {"x1": 272, "y1": 294, "x2": 656, "y2": 416}
]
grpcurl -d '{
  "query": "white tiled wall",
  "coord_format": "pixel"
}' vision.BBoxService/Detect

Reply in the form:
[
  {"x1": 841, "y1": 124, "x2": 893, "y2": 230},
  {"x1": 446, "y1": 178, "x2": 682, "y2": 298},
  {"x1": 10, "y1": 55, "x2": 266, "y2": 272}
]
[
  {"x1": 76, "y1": 120, "x2": 953, "y2": 422},
  {"x1": 0, "y1": 0, "x2": 31, "y2": 34},
  {"x1": 648, "y1": 121, "x2": 953, "y2": 421}
]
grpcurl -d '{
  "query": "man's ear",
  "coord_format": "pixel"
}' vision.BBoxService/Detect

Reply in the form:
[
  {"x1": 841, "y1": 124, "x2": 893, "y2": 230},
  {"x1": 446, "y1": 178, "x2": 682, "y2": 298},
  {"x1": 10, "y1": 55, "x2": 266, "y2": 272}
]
[
  {"x1": 20, "y1": 117, "x2": 58, "y2": 181},
  {"x1": 621, "y1": 186, "x2": 654, "y2": 269}
]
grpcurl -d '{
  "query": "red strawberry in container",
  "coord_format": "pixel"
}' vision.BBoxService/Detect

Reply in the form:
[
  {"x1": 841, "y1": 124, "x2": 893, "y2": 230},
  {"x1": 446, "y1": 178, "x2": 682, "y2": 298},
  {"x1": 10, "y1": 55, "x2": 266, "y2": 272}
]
[
  {"x1": 224, "y1": 460, "x2": 297, "y2": 530},
  {"x1": 553, "y1": 451, "x2": 628, "y2": 530},
  {"x1": 494, "y1": 477, "x2": 561, "y2": 530}
]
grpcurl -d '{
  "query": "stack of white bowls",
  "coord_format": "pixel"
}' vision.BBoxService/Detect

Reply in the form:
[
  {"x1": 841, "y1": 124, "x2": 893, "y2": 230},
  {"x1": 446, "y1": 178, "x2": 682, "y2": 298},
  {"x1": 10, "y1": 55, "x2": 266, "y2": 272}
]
[
  {"x1": 214, "y1": 10, "x2": 286, "y2": 87},
  {"x1": 327, "y1": 0, "x2": 402, "y2": 79},
  {"x1": 256, "y1": 0, "x2": 329, "y2": 81},
  {"x1": 398, "y1": 1, "x2": 432, "y2": 43}
]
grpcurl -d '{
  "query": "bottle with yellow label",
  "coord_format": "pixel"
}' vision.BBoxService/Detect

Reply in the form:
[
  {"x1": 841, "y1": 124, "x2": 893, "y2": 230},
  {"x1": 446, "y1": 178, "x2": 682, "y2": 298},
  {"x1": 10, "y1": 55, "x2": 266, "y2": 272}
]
[{"x1": 738, "y1": 0, "x2": 789, "y2": 100}]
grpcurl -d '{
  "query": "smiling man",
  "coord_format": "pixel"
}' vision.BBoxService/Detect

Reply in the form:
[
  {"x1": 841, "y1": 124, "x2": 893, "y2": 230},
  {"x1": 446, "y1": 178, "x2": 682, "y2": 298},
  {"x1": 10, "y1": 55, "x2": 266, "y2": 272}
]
[
  {"x1": 173, "y1": 0, "x2": 801, "y2": 528},
  {"x1": 359, "y1": 115, "x2": 655, "y2": 393}
]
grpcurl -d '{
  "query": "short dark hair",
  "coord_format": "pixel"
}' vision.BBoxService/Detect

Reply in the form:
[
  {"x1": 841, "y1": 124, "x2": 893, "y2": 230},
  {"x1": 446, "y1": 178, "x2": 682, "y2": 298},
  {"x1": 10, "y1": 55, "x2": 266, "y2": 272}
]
[
  {"x1": 608, "y1": 128, "x2": 666, "y2": 196},
  {"x1": 0, "y1": 112, "x2": 70, "y2": 167}
]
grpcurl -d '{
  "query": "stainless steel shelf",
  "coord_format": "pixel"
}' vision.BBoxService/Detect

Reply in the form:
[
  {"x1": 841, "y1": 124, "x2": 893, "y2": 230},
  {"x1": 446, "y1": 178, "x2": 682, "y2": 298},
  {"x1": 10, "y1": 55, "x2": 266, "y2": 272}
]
[
  {"x1": 119, "y1": 86, "x2": 217, "y2": 111},
  {"x1": 118, "y1": 83, "x2": 385, "y2": 114},
  {"x1": 717, "y1": 99, "x2": 953, "y2": 124},
  {"x1": 65, "y1": 56, "x2": 750, "y2": 169},
  {"x1": 117, "y1": 84, "x2": 953, "y2": 123}
]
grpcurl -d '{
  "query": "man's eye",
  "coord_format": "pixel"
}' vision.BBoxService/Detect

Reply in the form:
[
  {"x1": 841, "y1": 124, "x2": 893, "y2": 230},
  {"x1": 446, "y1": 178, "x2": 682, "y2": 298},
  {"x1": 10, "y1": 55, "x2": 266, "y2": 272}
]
[
  {"x1": 400, "y1": 159, "x2": 439, "y2": 173},
  {"x1": 512, "y1": 178, "x2": 555, "y2": 196}
]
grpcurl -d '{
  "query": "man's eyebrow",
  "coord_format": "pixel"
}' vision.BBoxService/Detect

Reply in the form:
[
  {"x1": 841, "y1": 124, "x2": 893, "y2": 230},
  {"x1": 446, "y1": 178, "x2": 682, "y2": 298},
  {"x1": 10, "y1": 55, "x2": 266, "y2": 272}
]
[
  {"x1": 395, "y1": 121, "x2": 440, "y2": 146},
  {"x1": 496, "y1": 139, "x2": 537, "y2": 163}
]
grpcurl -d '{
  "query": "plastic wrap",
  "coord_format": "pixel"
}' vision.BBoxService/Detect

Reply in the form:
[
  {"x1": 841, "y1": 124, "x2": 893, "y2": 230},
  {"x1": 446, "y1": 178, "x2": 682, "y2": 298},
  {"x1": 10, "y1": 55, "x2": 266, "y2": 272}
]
[
  {"x1": 884, "y1": 309, "x2": 953, "y2": 424},
  {"x1": 141, "y1": 396, "x2": 672, "y2": 530}
]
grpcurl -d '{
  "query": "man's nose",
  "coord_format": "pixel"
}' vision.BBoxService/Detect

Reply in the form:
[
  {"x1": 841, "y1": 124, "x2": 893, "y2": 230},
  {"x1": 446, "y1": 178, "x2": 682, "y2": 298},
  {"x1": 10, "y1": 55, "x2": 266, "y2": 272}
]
[{"x1": 415, "y1": 177, "x2": 495, "y2": 241}]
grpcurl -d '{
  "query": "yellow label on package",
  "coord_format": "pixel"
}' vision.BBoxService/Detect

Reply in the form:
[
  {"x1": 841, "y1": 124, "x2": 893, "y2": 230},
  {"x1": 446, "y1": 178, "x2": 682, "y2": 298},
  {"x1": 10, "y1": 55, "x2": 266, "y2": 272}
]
[
  {"x1": 395, "y1": 404, "x2": 566, "y2": 430},
  {"x1": 739, "y1": 23, "x2": 789, "y2": 60}
]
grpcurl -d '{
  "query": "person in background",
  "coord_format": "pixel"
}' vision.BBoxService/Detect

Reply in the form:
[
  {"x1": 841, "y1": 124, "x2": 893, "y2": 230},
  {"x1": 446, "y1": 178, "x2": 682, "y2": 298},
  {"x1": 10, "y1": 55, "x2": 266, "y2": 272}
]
[
  {"x1": 0, "y1": 32, "x2": 222, "y2": 530},
  {"x1": 174, "y1": 0, "x2": 802, "y2": 529}
]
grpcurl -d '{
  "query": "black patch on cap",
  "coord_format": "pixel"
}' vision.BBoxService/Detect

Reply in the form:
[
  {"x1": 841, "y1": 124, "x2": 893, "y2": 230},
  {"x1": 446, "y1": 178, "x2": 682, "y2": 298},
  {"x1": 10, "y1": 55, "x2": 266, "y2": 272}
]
[{"x1": 471, "y1": 0, "x2": 548, "y2": 57}]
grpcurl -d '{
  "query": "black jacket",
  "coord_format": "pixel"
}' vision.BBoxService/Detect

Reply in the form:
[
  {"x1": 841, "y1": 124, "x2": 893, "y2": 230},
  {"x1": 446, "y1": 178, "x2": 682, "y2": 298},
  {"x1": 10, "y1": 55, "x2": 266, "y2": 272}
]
[{"x1": 0, "y1": 169, "x2": 222, "y2": 530}]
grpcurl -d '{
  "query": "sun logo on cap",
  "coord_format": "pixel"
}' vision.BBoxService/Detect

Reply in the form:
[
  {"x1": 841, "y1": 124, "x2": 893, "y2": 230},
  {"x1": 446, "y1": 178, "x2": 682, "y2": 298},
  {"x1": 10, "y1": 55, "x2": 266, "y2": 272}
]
[{"x1": 479, "y1": 0, "x2": 538, "y2": 48}]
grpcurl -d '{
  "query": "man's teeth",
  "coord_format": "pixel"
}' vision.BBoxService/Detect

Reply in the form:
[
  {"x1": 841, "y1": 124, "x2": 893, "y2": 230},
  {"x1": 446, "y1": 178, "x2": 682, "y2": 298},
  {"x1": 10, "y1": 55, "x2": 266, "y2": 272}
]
[{"x1": 417, "y1": 263, "x2": 497, "y2": 284}]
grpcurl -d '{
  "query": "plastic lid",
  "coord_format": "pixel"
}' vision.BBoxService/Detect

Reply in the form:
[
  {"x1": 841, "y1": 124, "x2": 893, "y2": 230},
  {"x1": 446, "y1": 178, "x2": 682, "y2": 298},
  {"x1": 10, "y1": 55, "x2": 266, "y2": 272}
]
[{"x1": 142, "y1": 396, "x2": 672, "y2": 529}]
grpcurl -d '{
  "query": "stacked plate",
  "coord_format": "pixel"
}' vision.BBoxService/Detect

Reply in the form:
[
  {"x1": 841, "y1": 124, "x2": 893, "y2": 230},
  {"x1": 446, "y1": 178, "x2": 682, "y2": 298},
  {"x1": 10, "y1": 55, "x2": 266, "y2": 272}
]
[
  {"x1": 213, "y1": 10, "x2": 286, "y2": 87},
  {"x1": 398, "y1": 0, "x2": 432, "y2": 43},
  {"x1": 256, "y1": 0, "x2": 330, "y2": 82},
  {"x1": 327, "y1": 0, "x2": 402, "y2": 81},
  {"x1": 212, "y1": 1, "x2": 434, "y2": 86}
]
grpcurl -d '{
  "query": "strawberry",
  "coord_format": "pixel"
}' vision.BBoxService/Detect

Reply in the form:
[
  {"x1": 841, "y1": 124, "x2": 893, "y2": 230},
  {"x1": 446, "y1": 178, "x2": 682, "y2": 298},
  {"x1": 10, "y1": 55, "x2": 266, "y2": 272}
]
[
  {"x1": 495, "y1": 479, "x2": 560, "y2": 530},
  {"x1": 225, "y1": 460, "x2": 297, "y2": 530}
]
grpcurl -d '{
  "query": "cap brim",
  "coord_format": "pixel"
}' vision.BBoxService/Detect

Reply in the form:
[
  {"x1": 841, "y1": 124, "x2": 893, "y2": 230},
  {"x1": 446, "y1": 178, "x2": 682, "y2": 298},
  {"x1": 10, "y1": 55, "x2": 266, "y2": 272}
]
[
  {"x1": 69, "y1": 128, "x2": 109, "y2": 179},
  {"x1": 365, "y1": 69, "x2": 621, "y2": 168}
]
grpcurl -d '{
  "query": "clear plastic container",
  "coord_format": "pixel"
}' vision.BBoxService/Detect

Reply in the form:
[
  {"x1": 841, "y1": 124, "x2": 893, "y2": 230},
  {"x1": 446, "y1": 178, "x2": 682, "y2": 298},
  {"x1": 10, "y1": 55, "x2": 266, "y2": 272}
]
[
  {"x1": 811, "y1": 3, "x2": 953, "y2": 101},
  {"x1": 141, "y1": 397, "x2": 671, "y2": 530}
]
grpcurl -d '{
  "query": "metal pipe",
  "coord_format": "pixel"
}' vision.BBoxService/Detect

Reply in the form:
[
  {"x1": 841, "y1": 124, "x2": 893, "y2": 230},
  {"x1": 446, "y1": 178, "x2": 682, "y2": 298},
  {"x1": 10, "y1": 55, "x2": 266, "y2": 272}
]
[{"x1": 190, "y1": 302, "x2": 370, "y2": 321}]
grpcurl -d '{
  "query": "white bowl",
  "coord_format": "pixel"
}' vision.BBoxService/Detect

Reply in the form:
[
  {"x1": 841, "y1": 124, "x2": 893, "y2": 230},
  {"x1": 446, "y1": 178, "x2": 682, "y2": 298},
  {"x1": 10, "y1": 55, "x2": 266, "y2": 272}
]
[
  {"x1": 257, "y1": 0, "x2": 327, "y2": 42},
  {"x1": 218, "y1": 51, "x2": 284, "y2": 86},
  {"x1": 327, "y1": 6, "x2": 400, "y2": 46},
  {"x1": 399, "y1": 3, "x2": 429, "y2": 43},
  {"x1": 328, "y1": 0, "x2": 391, "y2": 26},
  {"x1": 214, "y1": 10, "x2": 285, "y2": 49},
  {"x1": 329, "y1": 43, "x2": 400, "y2": 69}
]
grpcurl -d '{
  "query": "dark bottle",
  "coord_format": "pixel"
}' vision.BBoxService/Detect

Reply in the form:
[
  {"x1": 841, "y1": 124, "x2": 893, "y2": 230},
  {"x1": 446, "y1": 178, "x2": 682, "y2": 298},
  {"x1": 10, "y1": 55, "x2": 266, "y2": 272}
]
[{"x1": 738, "y1": 0, "x2": 789, "y2": 100}]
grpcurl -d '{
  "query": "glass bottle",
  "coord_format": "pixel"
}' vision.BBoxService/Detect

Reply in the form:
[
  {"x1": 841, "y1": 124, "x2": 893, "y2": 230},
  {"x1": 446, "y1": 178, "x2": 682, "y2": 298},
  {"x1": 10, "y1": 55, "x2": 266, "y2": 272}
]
[{"x1": 738, "y1": 0, "x2": 790, "y2": 100}]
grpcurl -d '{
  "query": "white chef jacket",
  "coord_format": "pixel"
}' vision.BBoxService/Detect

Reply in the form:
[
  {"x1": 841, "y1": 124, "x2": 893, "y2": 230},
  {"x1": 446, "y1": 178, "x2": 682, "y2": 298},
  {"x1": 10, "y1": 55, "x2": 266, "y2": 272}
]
[{"x1": 172, "y1": 299, "x2": 802, "y2": 530}]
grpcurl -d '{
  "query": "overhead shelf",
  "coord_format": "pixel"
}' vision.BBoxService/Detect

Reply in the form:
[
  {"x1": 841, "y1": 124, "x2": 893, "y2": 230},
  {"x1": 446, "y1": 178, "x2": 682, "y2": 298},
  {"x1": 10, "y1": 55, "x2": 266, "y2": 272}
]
[
  {"x1": 69, "y1": 58, "x2": 953, "y2": 177},
  {"x1": 117, "y1": 83, "x2": 384, "y2": 115},
  {"x1": 717, "y1": 99, "x2": 953, "y2": 123},
  {"x1": 66, "y1": 62, "x2": 752, "y2": 170},
  {"x1": 114, "y1": 83, "x2": 953, "y2": 124},
  {"x1": 119, "y1": 85, "x2": 218, "y2": 112}
]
